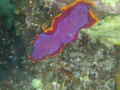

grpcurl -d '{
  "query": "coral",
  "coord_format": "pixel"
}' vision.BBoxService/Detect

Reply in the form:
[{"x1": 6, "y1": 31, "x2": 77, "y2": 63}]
[
  {"x1": 81, "y1": 15, "x2": 120, "y2": 46},
  {"x1": 101, "y1": 0, "x2": 119, "y2": 7}
]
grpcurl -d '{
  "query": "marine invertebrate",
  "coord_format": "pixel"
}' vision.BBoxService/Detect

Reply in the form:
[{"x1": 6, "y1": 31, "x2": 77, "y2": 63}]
[{"x1": 30, "y1": 0, "x2": 98, "y2": 62}]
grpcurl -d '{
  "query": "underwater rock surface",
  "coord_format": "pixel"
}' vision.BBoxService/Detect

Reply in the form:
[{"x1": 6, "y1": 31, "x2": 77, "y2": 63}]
[{"x1": 0, "y1": 0, "x2": 120, "y2": 90}]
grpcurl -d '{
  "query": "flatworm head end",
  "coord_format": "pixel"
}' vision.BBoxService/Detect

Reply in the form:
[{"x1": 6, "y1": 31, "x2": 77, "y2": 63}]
[
  {"x1": 61, "y1": 0, "x2": 94, "y2": 16},
  {"x1": 41, "y1": 0, "x2": 96, "y2": 34}
]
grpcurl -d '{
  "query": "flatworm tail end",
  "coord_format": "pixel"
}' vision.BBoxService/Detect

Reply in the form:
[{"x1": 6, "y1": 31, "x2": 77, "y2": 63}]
[
  {"x1": 32, "y1": 55, "x2": 49, "y2": 63},
  {"x1": 28, "y1": 55, "x2": 44, "y2": 63},
  {"x1": 31, "y1": 43, "x2": 66, "y2": 63}
]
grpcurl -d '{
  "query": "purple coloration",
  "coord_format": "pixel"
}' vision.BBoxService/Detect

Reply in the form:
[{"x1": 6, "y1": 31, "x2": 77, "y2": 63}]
[{"x1": 32, "y1": 5, "x2": 88, "y2": 60}]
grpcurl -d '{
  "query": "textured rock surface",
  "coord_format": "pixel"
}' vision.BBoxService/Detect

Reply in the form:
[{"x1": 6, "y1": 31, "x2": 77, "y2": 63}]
[
  {"x1": 1, "y1": 0, "x2": 120, "y2": 90},
  {"x1": 91, "y1": 0, "x2": 120, "y2": 14}
]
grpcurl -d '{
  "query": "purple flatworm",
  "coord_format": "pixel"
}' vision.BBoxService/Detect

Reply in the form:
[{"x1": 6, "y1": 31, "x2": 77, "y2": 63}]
[{"x1": 29, "y1": 0, "x2": 98, "y2": 63}]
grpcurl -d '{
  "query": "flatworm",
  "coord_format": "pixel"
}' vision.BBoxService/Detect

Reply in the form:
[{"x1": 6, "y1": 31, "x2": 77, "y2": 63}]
[{"x1": 30, "y1": 0, "x2": 98, "y2": 63}]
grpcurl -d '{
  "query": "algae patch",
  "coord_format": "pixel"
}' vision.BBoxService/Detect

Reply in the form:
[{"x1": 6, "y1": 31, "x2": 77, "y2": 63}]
[
  {"x1": 0, "y1": 0, "x2": 14, "y2": 29},
  {"x1": 31, "y1": 79, "x2": 42, "y2": 90},
  {"x1": 101, "y1": 0, "x2": 119, "y2": 7},
  {"x1": 81, "y1": 15, "x2": 120, "y2": 46}
]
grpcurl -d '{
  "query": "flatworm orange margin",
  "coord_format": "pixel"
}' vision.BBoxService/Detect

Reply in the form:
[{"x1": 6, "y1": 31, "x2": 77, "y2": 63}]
[{"x1": 29, "y1": 0, "x2": 98, "y2": 63}]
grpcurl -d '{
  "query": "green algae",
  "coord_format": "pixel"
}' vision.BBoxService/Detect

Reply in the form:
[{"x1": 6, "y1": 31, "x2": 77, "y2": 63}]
[
  {"x1": 101, "y1": 0, "x2": 119, "y2": 7},
  {"x1": 31, "y1": 78, "x2": 43, "y2": 90},
  {"x1": 0, "y1": 0, "x2": 14, "y2": 29},
  {"x1": 116, "y1": 74, "x2": 120, "y2": 90},
  {"x1": 81, "y1": 15, "x2": 120, "y2": 46}
]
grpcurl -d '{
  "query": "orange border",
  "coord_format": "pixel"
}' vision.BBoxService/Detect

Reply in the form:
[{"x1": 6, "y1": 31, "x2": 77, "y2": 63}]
[
  {"x1": 30, "y1": 0, "x2": 98, "y2": 63},
  {"x1": 88, "y1": 10, "x2": 98, "y2": 27},
  {"x1": 42, "y1": 14, "x2": 62, "y2": 33}
]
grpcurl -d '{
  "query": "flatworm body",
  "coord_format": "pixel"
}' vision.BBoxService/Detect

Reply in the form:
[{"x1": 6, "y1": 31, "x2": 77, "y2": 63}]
[{"x1": 30, "y1": 0, "x2": 98, "y2": 62}]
